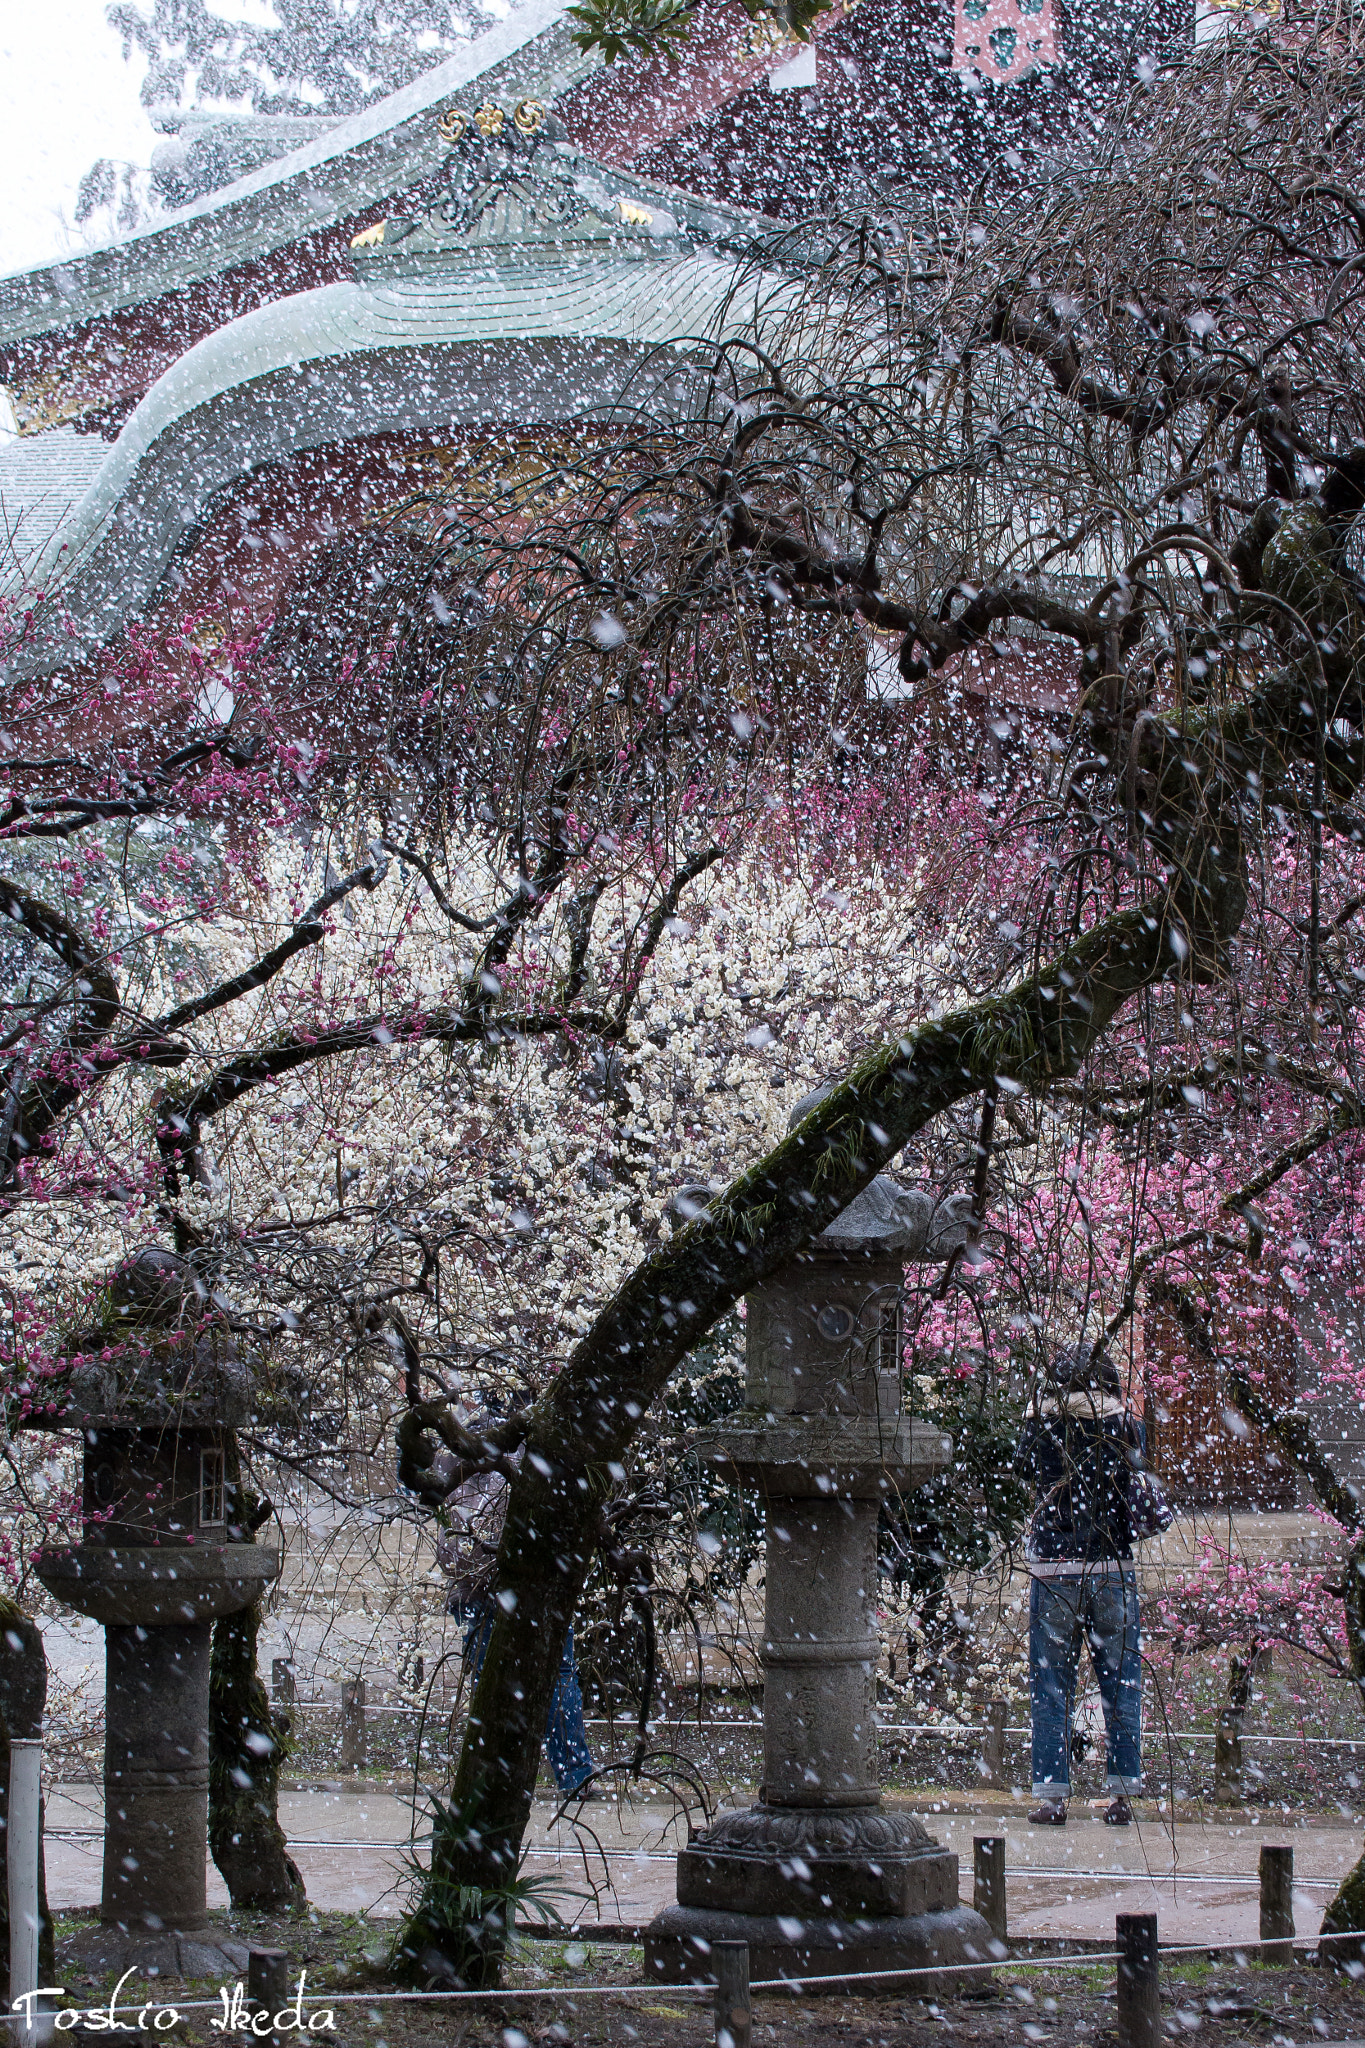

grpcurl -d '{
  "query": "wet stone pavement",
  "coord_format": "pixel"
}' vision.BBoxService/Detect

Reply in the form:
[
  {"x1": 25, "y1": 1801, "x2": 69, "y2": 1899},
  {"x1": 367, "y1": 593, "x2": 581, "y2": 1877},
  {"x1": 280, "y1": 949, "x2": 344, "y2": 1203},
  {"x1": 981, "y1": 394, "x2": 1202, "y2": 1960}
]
[{"x1": 43, "y1": 1781, "x2": 1364, "y2": 1949}]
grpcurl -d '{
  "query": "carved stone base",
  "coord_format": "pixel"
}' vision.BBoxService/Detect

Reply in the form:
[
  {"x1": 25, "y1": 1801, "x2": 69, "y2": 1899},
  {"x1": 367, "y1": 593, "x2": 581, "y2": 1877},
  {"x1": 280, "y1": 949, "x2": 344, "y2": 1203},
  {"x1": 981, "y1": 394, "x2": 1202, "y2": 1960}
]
[
  {"x1": 646, "y1": 1805, "x2": 1000, "y2": 1990},
  {"x1": 643, "y1": 1901, "x2": 999, "y2": 1991},
  {"x1": 59, "y1": 1922, "x2": 251, "y2": 1985},
  {"x1": 676, "y1": 1804, "x2": 953, "y2": 1918}
]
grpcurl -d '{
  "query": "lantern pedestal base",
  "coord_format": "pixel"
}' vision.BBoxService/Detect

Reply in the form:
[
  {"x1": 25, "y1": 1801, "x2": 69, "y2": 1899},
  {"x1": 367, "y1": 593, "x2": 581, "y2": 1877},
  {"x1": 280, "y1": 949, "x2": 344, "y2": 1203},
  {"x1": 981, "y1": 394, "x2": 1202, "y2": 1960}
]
[
  {"x1": 646, "y1": 1806, "x2": 997, "y2": 1989},
  {"x1": 60, "y1": 1921, "x2": 251, "y2": 1984},
  {"x1": 643, "y1": 1899, "x2": 999, "y2": 1991}
]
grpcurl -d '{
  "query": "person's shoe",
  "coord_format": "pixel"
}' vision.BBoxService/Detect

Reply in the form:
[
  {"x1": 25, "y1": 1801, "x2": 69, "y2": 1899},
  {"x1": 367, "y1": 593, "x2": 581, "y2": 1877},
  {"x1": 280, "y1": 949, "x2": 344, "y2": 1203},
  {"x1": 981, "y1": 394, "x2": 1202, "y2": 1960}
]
[
  {"x1": 1104, "y1": 1794, "x2": 1133, "y2": 1826},
  {"x1": 1029, "y1": 1797, "x2": 1068, "y2": 1825}
]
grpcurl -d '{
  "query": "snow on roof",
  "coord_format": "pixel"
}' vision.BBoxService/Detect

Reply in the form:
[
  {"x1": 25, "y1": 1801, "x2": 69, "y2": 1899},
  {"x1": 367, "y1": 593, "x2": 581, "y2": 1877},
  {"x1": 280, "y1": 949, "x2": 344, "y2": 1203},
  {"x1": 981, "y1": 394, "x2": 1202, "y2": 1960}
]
[
  {"x1": 0, "y1": 0, "x2": 593, "y2": 347},
  {"x1": 0, "y1": 426, "x2": 109, "y2": 585},
  {"x1": 0, "y1": 141, "x2": 790, "y2": 680}
]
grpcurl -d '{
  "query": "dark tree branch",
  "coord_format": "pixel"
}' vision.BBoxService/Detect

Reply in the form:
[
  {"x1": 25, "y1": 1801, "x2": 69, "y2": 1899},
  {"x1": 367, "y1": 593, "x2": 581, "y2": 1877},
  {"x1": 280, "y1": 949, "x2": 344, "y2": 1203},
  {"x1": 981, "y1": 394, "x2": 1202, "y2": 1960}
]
[
  {"x1": 150, "y1": 858, "x2": 389, "y2": 1041},
  {"x1": 607, "y1": 844, "x2": 724, "y2": 1035},
  {"x1": 379, "y1": 840, "x2": 499, "y2": 935},
  {"x1": 0, "y1": 888, "x2": 120, "y2": 1188}
]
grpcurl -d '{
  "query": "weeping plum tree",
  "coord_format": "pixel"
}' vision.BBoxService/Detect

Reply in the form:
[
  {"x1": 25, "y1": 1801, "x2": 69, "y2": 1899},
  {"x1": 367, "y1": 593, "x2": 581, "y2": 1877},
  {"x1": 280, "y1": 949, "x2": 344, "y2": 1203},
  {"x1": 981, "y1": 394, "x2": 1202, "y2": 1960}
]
[
  {"x1": 0, "y1": 391, "x2": 932, "y2": 1906},
  {"x1": 377, "y1": 13, "x2": 1365, "y2": 1977}
]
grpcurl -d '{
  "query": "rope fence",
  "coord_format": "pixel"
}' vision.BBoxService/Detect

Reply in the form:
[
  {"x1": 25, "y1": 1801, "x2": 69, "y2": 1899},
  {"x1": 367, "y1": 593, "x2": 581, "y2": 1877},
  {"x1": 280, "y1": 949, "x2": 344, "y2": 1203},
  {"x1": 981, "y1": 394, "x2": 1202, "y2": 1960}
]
[
  {"x1": 18, "y1": 1919, "x2": 1349, "y2": 2048},
  {"x1": 33, "y1": 1825, "x2": 1351, "y2": 1892},
  {"x1": 18, "y1": 1753, "x2": 1358, "y2": 2048},
  {"x1": 20, "y1": 1932, "x2": 1329, "y2": 2012},
  {"x1": 273, "y1": 1701, "x2": 1365, "y2": 1747}
]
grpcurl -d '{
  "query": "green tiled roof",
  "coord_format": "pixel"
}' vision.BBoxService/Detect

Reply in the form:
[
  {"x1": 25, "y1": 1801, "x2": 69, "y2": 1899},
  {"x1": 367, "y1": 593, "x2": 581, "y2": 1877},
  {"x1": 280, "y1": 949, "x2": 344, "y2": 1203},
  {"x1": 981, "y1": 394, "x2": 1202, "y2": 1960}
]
[{"x1": 2, "y1": 188, "x2": 790, "y2": 677}]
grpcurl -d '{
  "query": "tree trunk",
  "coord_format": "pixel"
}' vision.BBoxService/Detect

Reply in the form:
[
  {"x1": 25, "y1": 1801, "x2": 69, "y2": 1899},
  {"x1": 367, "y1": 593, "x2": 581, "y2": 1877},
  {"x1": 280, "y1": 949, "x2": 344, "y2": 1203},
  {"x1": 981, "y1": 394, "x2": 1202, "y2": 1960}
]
[
  {"x1": 1321, "y1": 1533, "x2": 1365, "y2": 1964},
  {"x1": 0, "y1": 1601, "x2": 54, "y2": 1999},
  {"x1": 1220, "y1": 1397, "x2": 1365, "y2": 1962},
  {"x1": 208, "y1": 1599, "x2": 305, "y2": 1911},
  {"x1": 1213, "y1": 1652, "x2": 1252, "y2": 1806}
]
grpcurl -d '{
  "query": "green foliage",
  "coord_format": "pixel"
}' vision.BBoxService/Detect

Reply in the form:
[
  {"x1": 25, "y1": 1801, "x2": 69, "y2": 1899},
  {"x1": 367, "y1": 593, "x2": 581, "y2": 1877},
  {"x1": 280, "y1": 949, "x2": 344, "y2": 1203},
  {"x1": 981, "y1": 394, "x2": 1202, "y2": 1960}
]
[
  {"x1": 567, "y1": 0, "x2": 696, "y2": 63},
  {"x1": 394, "y1": 1789, "x2": 574, "y2": 1989},
  {"x1": 568, "y1": 0, "x2": 828, "y2": 63}
]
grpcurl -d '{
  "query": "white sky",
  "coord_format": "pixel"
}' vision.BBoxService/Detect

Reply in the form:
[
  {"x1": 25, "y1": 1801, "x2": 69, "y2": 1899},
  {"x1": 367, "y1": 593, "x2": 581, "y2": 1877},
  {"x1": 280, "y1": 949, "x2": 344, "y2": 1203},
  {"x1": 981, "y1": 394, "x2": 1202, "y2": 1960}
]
[{"x1": 0, "y1": 0, "x2": 157, "y2": 279}]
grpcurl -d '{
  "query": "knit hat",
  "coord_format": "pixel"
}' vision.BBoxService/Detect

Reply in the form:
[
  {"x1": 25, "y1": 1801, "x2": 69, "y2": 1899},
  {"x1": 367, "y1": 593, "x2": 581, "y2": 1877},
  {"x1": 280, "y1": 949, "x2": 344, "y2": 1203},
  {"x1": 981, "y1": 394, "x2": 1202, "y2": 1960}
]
[{"x1": 1053, "y1": 1342, "x2": 1121, "y2": 1396}]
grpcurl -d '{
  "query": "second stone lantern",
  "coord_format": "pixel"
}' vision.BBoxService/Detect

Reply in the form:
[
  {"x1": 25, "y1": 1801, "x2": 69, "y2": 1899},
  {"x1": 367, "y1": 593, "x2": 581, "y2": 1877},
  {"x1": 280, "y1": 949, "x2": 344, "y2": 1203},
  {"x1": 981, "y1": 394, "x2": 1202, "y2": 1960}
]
[
  {"x1": 645, "y1": 1165, "x2": 994, "y2": 1986},
  {"x1": 21, "y1": 1250, "x2": 281, "y2": 1978}
]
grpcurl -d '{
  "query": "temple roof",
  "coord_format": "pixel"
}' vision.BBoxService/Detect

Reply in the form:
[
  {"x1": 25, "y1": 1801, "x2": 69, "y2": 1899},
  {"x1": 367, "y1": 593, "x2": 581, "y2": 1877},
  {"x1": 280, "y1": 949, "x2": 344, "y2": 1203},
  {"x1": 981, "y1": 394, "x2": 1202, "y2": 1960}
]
[
  {"x1": 0, "y1": 0, "x2": 1191, "y2": 355},
  {"x1": 0, "y1": 0, "x2": 1189, "y2": 679},
  {"x1": 0, "y1": 128, "x2": 789, "y2": 679}
]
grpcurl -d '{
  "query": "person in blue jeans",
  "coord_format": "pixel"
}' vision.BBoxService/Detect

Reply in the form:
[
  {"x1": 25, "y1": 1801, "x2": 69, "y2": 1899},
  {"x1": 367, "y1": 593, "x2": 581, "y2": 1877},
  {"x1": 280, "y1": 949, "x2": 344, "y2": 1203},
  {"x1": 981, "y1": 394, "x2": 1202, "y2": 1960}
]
[
  {"x1": 457, "y1": 1594, "x2": 596, "y2": 1796},
  {"x1": 1015, "y1": 1343, "x2": 1146, "y2": 1826},
  {"x1": 438, "y1": 1429, "x2": 598, "y2": 1799}
]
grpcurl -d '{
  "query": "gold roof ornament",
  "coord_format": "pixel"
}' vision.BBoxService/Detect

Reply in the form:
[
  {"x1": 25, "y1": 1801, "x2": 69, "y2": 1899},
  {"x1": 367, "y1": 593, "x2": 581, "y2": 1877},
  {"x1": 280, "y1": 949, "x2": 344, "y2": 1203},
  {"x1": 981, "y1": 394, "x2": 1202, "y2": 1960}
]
[
  {"x1": 438, "y1": 98, "x2": 546, "y2": 149},
  {"x1": 349, "y1": 220, "x2": 387, "y2": 249},
  {"x1": 739, "y1": 16, "x2": 801, "y2": 54},
  {"x1": 617, "y1": 199, "x2": 653, "y2": 227}
]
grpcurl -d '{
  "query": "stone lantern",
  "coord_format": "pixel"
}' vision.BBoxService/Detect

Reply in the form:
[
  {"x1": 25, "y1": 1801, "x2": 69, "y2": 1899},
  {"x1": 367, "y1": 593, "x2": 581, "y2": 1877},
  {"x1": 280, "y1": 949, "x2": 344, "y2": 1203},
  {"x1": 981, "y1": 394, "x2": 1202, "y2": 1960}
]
[
  {"x1": 645, "y1": 1170, "x2": 994, "y2": 1987},
  {"x1": 21, "y1": 1251, "x2": 280, "y2": 1977}
]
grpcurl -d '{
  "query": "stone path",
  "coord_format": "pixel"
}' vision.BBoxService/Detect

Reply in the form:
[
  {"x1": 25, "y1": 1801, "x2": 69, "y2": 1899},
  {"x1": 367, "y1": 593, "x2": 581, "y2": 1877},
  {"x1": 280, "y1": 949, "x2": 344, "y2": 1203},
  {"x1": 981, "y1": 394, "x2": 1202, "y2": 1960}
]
[
  {"x1": 44, "y1": 1782, "x2": 1362, "y2": 1950},
  {"x1": 913, "y1": 1796, "x2": 1354, "y2": 1949}
]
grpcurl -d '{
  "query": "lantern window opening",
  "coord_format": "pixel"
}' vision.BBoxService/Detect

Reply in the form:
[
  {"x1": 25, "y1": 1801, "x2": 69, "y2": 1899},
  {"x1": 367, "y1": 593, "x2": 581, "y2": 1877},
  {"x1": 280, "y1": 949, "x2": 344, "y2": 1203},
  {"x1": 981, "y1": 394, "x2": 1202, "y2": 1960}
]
[
  {"x1": 878, "y1": 1291, "x2": 906, "y2": 1383},
  {"x1": 199, "y1": 1447, "x2": 226, "y2": 1528}
]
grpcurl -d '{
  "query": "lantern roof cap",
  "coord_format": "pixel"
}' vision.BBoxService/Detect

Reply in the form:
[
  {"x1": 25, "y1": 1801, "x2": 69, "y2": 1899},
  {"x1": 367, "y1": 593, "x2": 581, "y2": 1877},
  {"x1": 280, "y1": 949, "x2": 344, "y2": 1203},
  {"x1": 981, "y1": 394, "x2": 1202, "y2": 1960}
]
[
  {"x1": 787, "y1": 1083, "x2": 973, "y2": 1259},
  {"x1": 16, "y1": 1249, "x2": 254, "y2": 1432},
  {"x1": 814, "y1": 1177, "x2": 971, "y2": 1259}
]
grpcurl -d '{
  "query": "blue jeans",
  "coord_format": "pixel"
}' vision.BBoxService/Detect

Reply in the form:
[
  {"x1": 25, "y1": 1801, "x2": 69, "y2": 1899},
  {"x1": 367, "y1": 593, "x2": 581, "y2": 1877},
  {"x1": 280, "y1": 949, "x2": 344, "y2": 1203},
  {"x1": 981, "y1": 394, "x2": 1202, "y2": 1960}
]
[
  {"x1": 462, "y1": 1605, "x2": 596, "y2": 1794},
  {"x1": 1030, "y1": 1570, "x2": 1142, "y2": 1796}
]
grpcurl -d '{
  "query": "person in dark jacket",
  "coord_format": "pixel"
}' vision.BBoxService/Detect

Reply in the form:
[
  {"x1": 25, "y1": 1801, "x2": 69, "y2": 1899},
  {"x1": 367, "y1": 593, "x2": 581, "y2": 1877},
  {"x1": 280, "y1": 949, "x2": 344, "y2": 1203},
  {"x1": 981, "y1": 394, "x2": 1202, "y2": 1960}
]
[{"x1": 1014, "y1": 1343, "x2": 1145, "y2": 1826}]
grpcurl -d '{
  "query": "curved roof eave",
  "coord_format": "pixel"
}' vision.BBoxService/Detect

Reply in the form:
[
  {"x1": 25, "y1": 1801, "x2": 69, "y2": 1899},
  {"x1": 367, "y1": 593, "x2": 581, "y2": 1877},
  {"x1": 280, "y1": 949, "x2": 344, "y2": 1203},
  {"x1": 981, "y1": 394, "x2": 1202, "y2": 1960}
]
[
  {"x1": 0, "y1": 0, "x2": 593, "y2": 348},
  {"x1": 3, "y1": 246, "x2": 780, "y2": 681}
]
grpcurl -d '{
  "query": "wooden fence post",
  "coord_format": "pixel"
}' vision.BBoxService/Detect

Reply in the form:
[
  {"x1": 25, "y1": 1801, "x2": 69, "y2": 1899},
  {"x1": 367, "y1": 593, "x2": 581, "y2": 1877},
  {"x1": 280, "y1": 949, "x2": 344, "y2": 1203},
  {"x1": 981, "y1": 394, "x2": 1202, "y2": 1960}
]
[
  {"x1": 1116, "y1": 1912, "x2": 1160, "y2": 2048},
  {"x1": 713, "y1": 1939, "x2": 751, "y2": 2048},
  {"x1": 248, "y1": 1949, "x2": 290, "y2": 2042},
  {"x1": 973, "y1": 1835, "x2": 1007, "y2": 1941},
  {"x1": 1259, "y1": 1845, "x2": 1294, "y2": 1963},
  {"x1": 7, "y1": 1741, "x2": 44, "y2": 2045}
]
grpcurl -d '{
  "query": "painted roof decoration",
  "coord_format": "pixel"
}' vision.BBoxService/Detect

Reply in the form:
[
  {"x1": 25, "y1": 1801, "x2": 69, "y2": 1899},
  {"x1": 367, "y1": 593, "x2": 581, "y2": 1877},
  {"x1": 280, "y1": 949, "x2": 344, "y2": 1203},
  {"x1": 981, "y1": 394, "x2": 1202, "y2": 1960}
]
[
  {"x1": 953, "y1": 0, "x2": 1058, "y2": 83},
  {"x1": 0, "y1": 0, "x2": 591, "y2": 347}
]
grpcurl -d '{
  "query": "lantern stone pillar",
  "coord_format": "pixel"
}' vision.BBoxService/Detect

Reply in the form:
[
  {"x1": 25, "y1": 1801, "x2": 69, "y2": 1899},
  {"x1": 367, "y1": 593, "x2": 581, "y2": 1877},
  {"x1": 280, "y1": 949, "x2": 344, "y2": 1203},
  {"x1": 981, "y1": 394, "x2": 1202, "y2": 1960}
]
[
  {"x1": 38, "y1": 1532, "x2": 280, "y2": 1972},
  {"x1": 645, "y1": 1169, "x2": 996, "y2": 1988}
]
